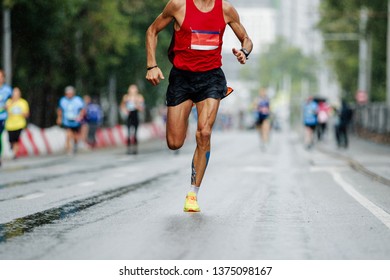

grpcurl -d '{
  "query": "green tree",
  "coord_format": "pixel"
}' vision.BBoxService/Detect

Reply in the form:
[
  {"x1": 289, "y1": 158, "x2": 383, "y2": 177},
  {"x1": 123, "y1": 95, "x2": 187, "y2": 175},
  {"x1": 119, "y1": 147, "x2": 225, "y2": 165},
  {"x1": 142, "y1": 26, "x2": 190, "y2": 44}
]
[
  {"x1": 3, "y1": 0, "x2": 171, "y2": 127},
  {"x1": 258, "y1": 37, "x2": 317, "y2": 90},
  {"x1": 115, "y1": 0, "x2": 172, "y2": 113},
  {"x1": 317, "y1": 0, "x2": 387, "y2": 102},
  {"x1": 257, "y1": 38, "x2": 318, "y2": 125}
]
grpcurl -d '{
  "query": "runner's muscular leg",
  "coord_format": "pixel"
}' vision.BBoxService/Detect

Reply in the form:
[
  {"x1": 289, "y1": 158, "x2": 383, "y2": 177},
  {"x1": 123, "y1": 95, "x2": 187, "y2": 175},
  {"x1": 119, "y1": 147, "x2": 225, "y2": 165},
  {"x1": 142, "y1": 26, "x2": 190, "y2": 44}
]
[
  {"x1": 192, "y1": 98, "x2": 220, "y2": 187},
  {"x1": 166, "y1": 99, "x2": 193, "y2": 150}
]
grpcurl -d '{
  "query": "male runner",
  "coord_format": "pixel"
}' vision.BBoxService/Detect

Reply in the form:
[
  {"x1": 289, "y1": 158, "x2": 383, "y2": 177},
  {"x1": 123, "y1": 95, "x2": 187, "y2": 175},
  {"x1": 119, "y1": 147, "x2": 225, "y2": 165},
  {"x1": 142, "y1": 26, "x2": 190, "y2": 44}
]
[{"x1": 146, "y1": 0, "x2": 253, "y2": 212}]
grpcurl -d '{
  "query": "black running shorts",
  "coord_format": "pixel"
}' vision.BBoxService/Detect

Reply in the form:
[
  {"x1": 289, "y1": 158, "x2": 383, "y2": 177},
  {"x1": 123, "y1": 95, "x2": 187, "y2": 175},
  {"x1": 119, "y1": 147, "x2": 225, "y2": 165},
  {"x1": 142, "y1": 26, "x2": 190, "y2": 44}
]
[
  {"x1": 61, "y1": 125, "x2": 81, "y2": 133},
  {"x1": 8, "y1": 129, "x2": 22, "y2": 144},
  {"x1": 166, "y1": 67, "x2": 227, "y2": 106}
]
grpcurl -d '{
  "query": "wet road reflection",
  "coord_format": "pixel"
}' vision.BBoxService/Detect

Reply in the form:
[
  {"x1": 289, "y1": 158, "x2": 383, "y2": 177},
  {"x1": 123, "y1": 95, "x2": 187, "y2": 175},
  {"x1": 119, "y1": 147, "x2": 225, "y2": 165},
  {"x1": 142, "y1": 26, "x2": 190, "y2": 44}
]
[{"x1": 0, "y1": 172, "x2": 174, "y2": 243}]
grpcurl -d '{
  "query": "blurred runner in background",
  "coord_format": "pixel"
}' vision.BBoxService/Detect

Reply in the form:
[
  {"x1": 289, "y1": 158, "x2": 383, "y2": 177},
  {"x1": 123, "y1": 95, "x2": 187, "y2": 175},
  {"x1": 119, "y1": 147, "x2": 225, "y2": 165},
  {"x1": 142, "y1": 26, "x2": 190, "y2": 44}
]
[
  {"x1": 254, "y1": 88, "x2": 271, "y2": 151},
  {"x1": 334, "y1": 99, "x2": 352, "y2": 149},
  {"x1": 316, "y1": 99, "x2": 331, "y2": 141},
  {"x1": 303, "y1": 96, "x2": 318, "y2": 150},
  {"x1": 85, "y1": 95, "x2": 104, "y2": 148},
  {"x1": 120, "y1": 84, "x2": 145, "y2": 155},
  {"x1": 5, "y1": 87, "x2": 30, "y2": 159},
  {"x1": 57, "y1": 86, "x2": 85, "y2": 155}
]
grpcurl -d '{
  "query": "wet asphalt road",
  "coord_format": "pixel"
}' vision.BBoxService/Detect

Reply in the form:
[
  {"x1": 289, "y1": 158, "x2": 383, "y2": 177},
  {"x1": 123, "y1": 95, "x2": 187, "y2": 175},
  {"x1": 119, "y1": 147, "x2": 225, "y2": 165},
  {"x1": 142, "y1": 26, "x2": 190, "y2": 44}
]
[{"x1": 0, "y1": 128, "x2": 390, "y2": 260}]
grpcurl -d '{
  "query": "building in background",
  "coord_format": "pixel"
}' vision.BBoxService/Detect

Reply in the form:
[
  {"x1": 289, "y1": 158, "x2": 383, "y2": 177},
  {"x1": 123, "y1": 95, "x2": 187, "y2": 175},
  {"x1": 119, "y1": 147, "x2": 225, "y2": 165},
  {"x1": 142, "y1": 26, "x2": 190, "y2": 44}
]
[{"x1": 278, "y1": 0, "x2": 340, "y2": 104}]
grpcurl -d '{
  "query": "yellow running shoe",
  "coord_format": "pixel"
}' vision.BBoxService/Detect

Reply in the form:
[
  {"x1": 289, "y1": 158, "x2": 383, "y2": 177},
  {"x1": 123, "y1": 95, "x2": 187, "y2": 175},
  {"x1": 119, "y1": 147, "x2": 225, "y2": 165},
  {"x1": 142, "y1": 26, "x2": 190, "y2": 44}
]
[{"x1": 184, "y1": 192, "x2": 200, "y2": 212}]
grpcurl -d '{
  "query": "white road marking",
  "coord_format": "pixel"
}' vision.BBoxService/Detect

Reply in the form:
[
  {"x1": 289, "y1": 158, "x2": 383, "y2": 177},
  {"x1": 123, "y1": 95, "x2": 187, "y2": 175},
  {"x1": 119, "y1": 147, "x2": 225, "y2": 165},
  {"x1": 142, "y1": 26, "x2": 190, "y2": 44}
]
[
  {"x1": 18, "y1": 193, "x2": 46, "y2": 200},
  {"x1": 310, "y1": 166, "x2": 349, "y2": 173},
  {"x1": 331, "y1": 171, "x2": 390, "y2": 230}
]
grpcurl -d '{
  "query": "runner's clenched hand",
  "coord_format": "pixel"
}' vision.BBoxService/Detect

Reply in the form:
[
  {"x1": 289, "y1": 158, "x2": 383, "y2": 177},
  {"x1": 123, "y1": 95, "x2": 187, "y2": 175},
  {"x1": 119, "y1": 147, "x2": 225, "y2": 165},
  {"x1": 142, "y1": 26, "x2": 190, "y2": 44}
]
[
  {"x1": 232, "y1": 48, "x2": 246, "y2": 64},
  {"x1": 146, "y1": 67, "x2": 165, "y2": 86}
]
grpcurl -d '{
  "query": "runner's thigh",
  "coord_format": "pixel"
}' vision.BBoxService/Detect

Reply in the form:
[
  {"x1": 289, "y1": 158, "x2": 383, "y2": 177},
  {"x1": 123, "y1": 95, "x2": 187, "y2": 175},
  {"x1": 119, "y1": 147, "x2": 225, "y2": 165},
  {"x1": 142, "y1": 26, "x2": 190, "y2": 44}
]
[{"x1": 166, "y1": 99, "x2": 193, "y2": 141}]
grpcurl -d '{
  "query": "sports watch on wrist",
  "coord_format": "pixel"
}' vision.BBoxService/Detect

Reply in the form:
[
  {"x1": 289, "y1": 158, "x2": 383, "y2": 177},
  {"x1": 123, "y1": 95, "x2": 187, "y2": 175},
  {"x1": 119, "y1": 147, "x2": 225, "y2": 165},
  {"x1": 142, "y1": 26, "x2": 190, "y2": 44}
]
[{"x1": 240, "y1": 48, "x2": 250, "y2": 59}]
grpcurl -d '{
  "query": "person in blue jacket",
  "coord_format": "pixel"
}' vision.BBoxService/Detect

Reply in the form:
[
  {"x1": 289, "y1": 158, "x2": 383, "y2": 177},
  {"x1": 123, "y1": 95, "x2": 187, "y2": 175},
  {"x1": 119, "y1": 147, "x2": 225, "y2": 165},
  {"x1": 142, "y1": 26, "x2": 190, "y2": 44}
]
[
  {"x1": 303, "y1": 96, "x2": 318, "y2": 149},
  {"x1": 57, "y1": 86, "x2": 85, "y2": 155},
  {"x1": 0, "y1": 69, "x2": 12, "y2": 166}
]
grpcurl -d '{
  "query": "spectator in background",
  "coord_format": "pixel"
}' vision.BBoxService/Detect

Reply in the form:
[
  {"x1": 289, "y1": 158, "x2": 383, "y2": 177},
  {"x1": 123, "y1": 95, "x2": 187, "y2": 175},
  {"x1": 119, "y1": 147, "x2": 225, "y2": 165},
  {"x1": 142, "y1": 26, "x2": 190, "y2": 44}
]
[
  {"x1": 85, "y1": 95, "x2": 103, "y2": 148},
  {"x1": 5, "y1": 87, "x2": 30, "y2": 159},
  {"x1": 316, "y1": 100, "x2": 331, "y2": 141},
  {"x1": 335, "y1": 99, "x2": 352, "y2": 149},
  {"x1": 57, "y1": 86, "x2": 85, "y2": 155},
  {"x1": 120, "y1": 84, "x2": 144, "y2": 155},
  {"x1": 303, "y1": 96, "x2": 318, "y2": 149},
  {"x1": 0, "y1": 69, "x2": 12, "y2": 166}
]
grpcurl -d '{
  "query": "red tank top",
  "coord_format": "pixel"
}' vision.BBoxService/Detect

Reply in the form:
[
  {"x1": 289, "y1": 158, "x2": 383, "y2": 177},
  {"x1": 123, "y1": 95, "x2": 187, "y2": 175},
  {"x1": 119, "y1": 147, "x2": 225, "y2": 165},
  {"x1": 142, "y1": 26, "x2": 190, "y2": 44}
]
[{"x1": 171, "y1": 0, "x2": 226, "y2": 72}]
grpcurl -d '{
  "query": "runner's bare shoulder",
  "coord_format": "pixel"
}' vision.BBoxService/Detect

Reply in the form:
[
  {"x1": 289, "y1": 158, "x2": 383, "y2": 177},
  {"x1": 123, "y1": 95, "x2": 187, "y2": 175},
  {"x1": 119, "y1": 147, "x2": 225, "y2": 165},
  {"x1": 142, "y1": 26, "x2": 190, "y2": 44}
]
[
  {"x1": 222, "y1": 0, "x2": 239, "y2": 24},
  {"x1": 164, "y1": 0, "x2": 186, "y2": 15}
]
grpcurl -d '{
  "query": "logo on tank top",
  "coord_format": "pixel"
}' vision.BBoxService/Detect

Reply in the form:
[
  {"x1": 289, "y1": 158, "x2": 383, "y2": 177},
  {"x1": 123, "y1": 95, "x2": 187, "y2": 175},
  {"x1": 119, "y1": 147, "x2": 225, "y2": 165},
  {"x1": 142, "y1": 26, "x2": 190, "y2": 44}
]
[{"x1": 190, "y1": 29, "x2": 220, "y2": 50}]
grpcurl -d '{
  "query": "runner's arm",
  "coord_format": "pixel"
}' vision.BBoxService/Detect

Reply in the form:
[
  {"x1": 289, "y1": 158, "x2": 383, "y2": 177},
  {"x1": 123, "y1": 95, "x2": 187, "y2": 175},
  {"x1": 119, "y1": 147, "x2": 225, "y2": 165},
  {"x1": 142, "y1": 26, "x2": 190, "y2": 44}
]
[
  {"x1": 146, "y1": 0, "x2": 178, "y2": 86},
  {"x1": 120, "y1": 95, "x2": 128, "y2": 114},
  {"x1": 224, "y1": 2, "x2": 253, "y2": 64},
  {"x1": 23, "y1": 102, "x2": 30, "y2": 118}
]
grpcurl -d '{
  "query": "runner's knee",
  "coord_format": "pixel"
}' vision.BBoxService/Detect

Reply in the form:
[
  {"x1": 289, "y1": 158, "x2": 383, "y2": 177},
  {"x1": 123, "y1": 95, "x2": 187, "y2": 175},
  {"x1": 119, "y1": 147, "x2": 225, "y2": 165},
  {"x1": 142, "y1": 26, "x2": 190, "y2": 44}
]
[
  {"x1": 196, "y1": 128, "x2": 211, "y2": 147},
  {"x1": 167, "y1": 137, "x2": 184, "y2": 150}
]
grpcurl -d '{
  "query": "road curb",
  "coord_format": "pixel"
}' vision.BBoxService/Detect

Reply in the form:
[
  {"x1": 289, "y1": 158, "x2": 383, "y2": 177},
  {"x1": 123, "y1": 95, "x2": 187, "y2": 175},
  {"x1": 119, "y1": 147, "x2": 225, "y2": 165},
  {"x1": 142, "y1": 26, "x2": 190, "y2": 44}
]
[{"x1": 317, "y1": 146, "x2": 390, "y2": 187}]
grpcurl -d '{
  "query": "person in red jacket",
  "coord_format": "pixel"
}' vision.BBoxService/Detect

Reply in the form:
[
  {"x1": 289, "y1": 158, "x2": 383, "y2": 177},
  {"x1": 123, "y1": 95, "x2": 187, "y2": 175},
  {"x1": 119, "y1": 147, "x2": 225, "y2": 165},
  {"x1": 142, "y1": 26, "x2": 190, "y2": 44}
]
[{"x1": 146, "y1": 0, "x2": 253, "y2": 212}]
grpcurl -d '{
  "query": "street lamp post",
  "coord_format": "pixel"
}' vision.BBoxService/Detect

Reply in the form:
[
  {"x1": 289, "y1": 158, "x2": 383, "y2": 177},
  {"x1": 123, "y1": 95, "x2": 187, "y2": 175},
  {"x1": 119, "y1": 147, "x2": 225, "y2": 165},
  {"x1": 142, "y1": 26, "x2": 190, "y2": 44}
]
[
  {"x1": 358, "y1": 8, "x2": 369, "y2": 96},
  {"x1": 2, "y1": 7, "x2": 12, "y2": 85},
  {"x1": 323, "y1": 8, "x2": 370, "y2": 104}
]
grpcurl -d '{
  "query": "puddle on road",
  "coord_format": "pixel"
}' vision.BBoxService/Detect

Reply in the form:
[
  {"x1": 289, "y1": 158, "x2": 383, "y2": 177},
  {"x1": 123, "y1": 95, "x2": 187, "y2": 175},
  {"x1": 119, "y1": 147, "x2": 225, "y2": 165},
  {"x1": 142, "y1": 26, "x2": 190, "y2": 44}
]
[{"x1": 0, "y1": 172, "x2": 174, "y2": 243}]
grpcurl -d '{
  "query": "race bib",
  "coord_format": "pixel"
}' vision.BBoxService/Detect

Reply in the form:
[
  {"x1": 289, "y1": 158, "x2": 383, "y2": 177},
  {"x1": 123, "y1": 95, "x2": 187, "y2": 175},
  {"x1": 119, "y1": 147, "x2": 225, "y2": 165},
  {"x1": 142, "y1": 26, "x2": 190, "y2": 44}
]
[
  {"x1": 191, "y1": 30, "x2": 220, "y2": 51},
  {"x1": 65, "y1": 104, "x2": 77, "y2": 121},
  {"x1": 11, "y1": 106, "x2": 23, "y2": 115},
  {"x1": 126, "y1": 101, "x2": 136, "y2": 111}
]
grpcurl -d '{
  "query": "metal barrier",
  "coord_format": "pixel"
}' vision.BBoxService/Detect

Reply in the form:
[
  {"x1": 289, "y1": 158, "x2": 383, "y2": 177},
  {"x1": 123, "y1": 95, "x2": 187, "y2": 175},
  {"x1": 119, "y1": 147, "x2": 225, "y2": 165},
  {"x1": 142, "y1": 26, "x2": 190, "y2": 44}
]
[{"x1": 353, "y1": 103, "x2": 390, "y2": 143}]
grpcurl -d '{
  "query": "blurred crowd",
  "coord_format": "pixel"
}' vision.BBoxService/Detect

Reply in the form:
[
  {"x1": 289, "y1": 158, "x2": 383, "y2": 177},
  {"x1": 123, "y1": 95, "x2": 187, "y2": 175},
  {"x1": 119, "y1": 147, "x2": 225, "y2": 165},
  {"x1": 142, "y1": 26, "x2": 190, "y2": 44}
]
[
  {"x1": 0, "y1": 66, "x2": 151, "y2": 166},
  {"x1": 303, "y1": 96, "x2": 352, "y2": 150}
]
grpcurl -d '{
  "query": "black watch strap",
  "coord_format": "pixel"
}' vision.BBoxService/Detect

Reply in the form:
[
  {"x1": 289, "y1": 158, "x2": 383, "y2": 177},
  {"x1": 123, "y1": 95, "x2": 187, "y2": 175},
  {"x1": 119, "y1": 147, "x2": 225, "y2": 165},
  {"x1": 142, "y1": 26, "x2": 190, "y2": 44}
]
[{"x1": 240, "y1": 48, "x2": 250, "y2": 59}]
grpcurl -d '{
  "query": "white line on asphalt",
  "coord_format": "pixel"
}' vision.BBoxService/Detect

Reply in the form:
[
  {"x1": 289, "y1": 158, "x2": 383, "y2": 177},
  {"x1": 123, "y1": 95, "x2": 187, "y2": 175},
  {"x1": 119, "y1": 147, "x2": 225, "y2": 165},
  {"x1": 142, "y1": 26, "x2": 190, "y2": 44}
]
[
  {"x1": 18, "y1": 193, "x2": 46, "y2": 200},
  {"x1": 310, "y1": 166, "x2": 349, "y2": 173},
  {"x1": 332, "y1": 171, "x2": 390, "y2": 230}
]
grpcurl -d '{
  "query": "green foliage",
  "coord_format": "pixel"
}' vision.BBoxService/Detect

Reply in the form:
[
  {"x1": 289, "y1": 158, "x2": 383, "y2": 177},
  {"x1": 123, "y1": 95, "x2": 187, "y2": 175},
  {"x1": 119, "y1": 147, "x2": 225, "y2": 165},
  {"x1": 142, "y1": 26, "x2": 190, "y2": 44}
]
[
  {"x1": 4, "y1": 0, "x2": 171, "y2": 127},
  {"x1": 115, "y1": 0, "x2": 172, "y2": 111},
  {"x1": 256, "y1": 38, "x2": 319, "y2": 126},
  {"x1": 258, "y1": 37, "x2": 318, "y2": 89},
  {"x1": 317, "y1": 0, "x2": 387, "y2": 102}
]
